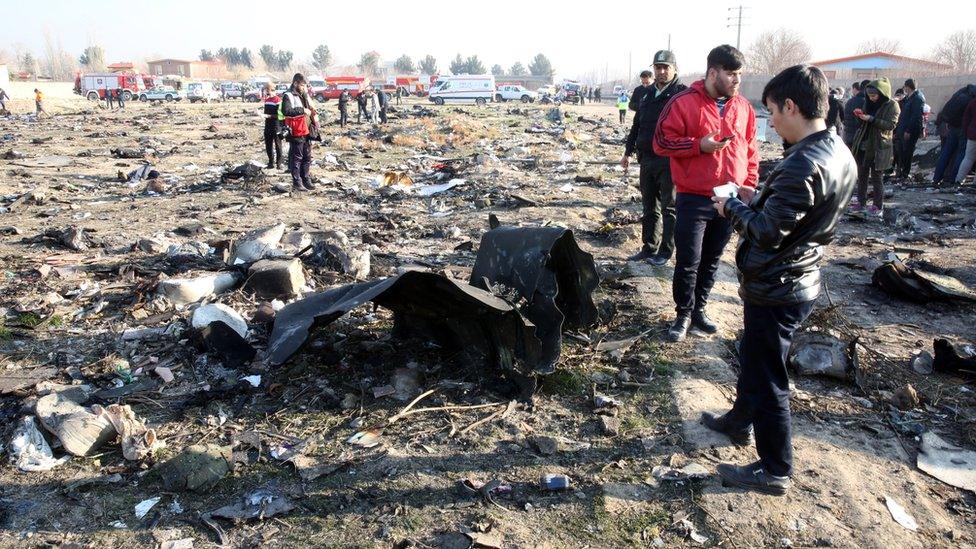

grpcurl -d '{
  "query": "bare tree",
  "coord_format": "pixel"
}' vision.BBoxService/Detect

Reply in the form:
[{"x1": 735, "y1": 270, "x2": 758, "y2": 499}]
[
  {"x1": 857, "y1": 38, "x2": 903, "y2": 55},
  {"x1": 43, "y1": 32, "x2": 76, "y2": 81},
  {"x1": 933, "y1": 29, "x2": 976, "y2": 73},
  {"x1": 745, "y1": 28, "x2": 812, "y2": 74}
]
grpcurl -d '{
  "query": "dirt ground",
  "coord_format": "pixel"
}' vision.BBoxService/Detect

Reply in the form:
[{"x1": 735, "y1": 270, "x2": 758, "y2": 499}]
[{"x1": 0, "y1": 94, "x2": 975, "y2": 548}]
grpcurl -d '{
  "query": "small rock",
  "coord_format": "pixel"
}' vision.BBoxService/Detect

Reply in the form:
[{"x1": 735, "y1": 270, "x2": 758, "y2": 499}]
[
  {"x1": 599, "y1": 416, "x2": 621, "y2": 436},
  {"x1": 243, "y1": 258, "x2": 306, "y2": 299},
  {"x1": 891, "y1": 384, "x2": 919, "y2": 411}
]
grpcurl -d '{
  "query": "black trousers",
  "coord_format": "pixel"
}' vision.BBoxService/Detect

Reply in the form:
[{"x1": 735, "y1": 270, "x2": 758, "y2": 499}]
[
  {"x1": 264, "y1": 123, "x2": 282, "y2": 167},
  {"x1": 896, "y1": 132, "x2": 920, "y2": 177},
  {"x1": 379, "y1": 106, "x2": 387, "y2": 124},
  {"x1": 673, "y1": 193, "x2": 733, "y2": 316},
  {"x1": 339, "y1": 108, "x2": 348, "y2": 127},
  {"x1": 619, "y1": 110, "x2": 626, "y2": 124},
  {"x1": 725, "y1": 300, "x2": 815, "y2": 477},
  {"x1": 855, "y1": 150, "x2": 884, "y2": 208},
  {"x1": 638, "y1": 157, "x2": 676, "y2": 259},
  {"x1": 287, "y1": 137, "x2": 311, "y2": 185}
]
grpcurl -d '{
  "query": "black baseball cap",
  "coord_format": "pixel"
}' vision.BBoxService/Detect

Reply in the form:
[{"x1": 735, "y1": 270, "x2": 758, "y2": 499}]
[{"x1": 652, "y1": 50, "x2": 677, "y2": 67}]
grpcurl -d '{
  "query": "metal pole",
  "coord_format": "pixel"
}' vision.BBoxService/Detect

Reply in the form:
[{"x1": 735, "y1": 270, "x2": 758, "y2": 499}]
[{"x1": 735, "y1": 6, "x2": 742, "y2": 50}]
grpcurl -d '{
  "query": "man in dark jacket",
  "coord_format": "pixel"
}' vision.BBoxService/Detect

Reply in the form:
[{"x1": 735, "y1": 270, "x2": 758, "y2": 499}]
[
  {"x1": 621, "y1": 50, "x2": 687, "y2": 265},
  {"x1": 629, "y1": 70, "x2": 653, "y2": 111},
  {"x1": 894, "y1": 79, "x2": 925, "y2": 179},
  {"x1": 842, "y1": 80, "x2": 870, "y2": 147},
  {"x1": 707, "y1": 64, "x2": 857, "y2": 495},
  {"x1": 377, "y1": 89, "x2": 389, "y2": 124},
  {"x1": 594, "y1": 87, "x2": 602, "y2": 102},
  {"x1": 280, "y1": 73, "x2": 316, "y2": 191},
  {"x1": 356, "y1": 91, "x2": 368, "y2": 123},
  {"x1": 933, "y1": 84, "x2": 976, "y2": 184},
  {"x1": 825, "y1": 88, "x2": 843, "y2": 136},
  {"x1": 262, "y1": 83, "x2": 283, "y2": 169}
]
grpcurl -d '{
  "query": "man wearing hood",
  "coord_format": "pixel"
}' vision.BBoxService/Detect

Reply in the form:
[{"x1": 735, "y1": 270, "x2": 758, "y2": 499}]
[
  {"x1": 851, "y1": 78, "x2": 900, "y2": 216},
  {"x1": 621, "y1": 50, "x2": 687, "y2": 265},
  {"x1": 933, "y1": 84, "x2": 976, "y2": 184}
]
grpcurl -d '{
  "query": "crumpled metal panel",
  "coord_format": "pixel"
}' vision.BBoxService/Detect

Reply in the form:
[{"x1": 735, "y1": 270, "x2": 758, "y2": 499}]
[
  {"x1": 266, "y1": 271, "x2": 544, "y2": 375},
  {"x1": 469, "y1": 226, "x2": 600, "y2": 373}
]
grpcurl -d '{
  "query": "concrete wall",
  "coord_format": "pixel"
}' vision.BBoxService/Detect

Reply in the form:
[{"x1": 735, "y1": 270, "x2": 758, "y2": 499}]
[{"x1": 741, "y1": 73, "x2": 976, "y2": 114}]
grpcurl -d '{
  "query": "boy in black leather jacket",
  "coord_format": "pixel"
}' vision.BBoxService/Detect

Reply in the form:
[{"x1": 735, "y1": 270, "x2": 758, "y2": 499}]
[{"x1": 706, "y1": 64, "x2": 857, "y2": 496}]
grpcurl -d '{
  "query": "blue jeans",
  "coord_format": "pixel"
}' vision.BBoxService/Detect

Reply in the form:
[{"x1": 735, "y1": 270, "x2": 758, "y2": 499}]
[
  {"x1": 672, "y1": 193, "x2": 733, "y2": 317},
  {"x1": 725, "y1": 300, "x2": 815, "y2": 477},
  {"x1": 933, "y1": 127, "x2": 965, "y2": 183}
]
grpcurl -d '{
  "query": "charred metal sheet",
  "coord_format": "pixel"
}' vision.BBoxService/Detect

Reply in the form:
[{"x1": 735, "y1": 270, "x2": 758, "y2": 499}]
[
  {"x1": 266, "y1": 271, "x2": 544, "y2": 376},
  {"x1": 470, "y1": 226, "x2": 599, "y2": 373},
  {"x1": 872, "y1": 259, "x2": 976, "y2": 304}
]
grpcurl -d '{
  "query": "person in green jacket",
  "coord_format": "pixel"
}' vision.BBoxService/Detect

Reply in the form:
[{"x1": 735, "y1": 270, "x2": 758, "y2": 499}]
[
  {"x1": 617, "y1": 93, "x2": 629, "y2": 124},
  {"x1": 850, "y1": 77, "x2": 900, "y2": 216}
]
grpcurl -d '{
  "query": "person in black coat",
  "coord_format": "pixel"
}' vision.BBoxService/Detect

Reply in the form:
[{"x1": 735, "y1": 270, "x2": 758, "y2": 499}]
[
  {"x1": 356, "y1": 91, "x2": 368, "y2": 123},
  {"x1": 842, "y1": 80, "x2": 870, "y2": 147},
  {"x1": 629, "y1": 70, "x2": 653, "y2": 112},
  {"x1": 826, "y1": 88, "x2": 843, "y2": 136},
  {"x1": 894, "y1": 79, "x2": 925, "y2": 178},
  {"x1": 621, "y1": 50, "x2": 687, "y2": 265},
  {"x1": 377, "y1": 89, "x2": 389, "y2": 124},
  {"x1": 708, "y1": 64, "x2": 857, "y2": 496}
]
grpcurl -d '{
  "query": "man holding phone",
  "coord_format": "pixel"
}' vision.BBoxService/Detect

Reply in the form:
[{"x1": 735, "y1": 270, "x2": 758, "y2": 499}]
[
  {"x1": 654, "y1": 45, "x2": 758, "y2": 342},
  {"x1": 708, "y1": 64, "x2": 856, "y2": 495}
]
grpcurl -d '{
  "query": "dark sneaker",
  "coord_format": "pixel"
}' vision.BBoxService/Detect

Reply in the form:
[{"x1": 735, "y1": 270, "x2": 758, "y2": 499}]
[
  {"x1": 691, "y1": 309, "x2": 718, "y2": 334},
  {"x1": 302, "y1": 180, "x2": 317, "y2": 190},
  {"x1": 648, "y1": 255, "x2": 669, "y2": 266},
  {"x1": 291, "y1": 183, "x2": 307, "y2": 192},
  {"x1": 666, "y1": 316, "x2": 691, "y2": 342},
  {"x1": 717, "y1": 461, "x2": 791, "y2": 496},
  {"x1": 627, "y1": 247, "x2": 656, "y2": 262},
  {"x1": 701, "y1": 411, "x2": 753, "y2": 446}
]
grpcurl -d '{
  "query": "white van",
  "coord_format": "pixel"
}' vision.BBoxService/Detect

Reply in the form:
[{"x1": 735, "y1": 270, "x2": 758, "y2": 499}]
[{"x1": 428, "y1": 75, "x2": 495, "y2": 105}]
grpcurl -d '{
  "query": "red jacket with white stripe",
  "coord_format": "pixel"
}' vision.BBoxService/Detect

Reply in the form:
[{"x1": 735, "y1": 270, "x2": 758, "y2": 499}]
[{"x1": 653, "y1": 79, "x2": 759, "y2": 196}]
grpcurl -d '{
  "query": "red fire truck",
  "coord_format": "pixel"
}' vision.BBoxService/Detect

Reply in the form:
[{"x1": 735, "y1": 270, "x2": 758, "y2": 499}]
[
  {"x1": 314, "y1": 76, "x2": 368, "y2": 101},
  {"x1": 74, "y1": 72, "x2": 147, "y2": 102}
]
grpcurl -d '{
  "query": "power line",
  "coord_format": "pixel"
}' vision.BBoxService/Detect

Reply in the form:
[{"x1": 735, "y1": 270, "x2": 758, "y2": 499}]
[{"x1": 726, "y1": 5, "x2": 750, "y2": 50}]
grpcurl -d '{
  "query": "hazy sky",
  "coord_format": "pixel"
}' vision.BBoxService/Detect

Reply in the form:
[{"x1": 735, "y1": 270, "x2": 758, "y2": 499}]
[{"x1": 3, "y1": 0, "x2": 966, "y2": 80}]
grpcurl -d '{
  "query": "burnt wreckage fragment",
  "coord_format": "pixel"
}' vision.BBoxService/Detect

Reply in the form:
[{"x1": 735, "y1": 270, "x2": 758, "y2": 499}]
[
  {"x1": 266, "y1": 226, "x2": 599, "y2": 380},
  {"x1": 470, "y1": 226, "x2": 600, "y2": 373}
]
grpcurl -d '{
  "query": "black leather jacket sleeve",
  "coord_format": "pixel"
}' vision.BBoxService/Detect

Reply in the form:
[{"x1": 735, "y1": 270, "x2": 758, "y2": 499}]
[{"x1": 725, "y1": 168, "x2": 814, "y2": 251}]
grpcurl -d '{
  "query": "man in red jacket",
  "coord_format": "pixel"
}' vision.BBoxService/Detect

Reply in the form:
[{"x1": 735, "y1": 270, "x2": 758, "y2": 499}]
[{"x1": 654, "y1": 44, "x2": 758, "y2": 342}]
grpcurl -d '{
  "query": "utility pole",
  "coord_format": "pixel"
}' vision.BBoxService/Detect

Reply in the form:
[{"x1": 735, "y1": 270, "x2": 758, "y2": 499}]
[
  {"x1": 628, "y1": 51, "x2": 632, "y2": 84},
  {"x1": 727, "y1": 5, "x2": 749, "y2": 50},
  {"x1": 667, "y1": 34, "x2": 671, "y2": 51}
]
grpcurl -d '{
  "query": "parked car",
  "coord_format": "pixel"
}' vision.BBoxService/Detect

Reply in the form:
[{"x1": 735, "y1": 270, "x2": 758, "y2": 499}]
[
  {"x1": 186, "y1": 82, "x2": 222, "y2": 103},
  {"x1": 495, "y1": 85, "x2": 537, "y2": 103},
  {"x1": 612, "y1": 85, "x2": 625, "y2": 96},
  {"x1": 139, "y1": 86, "x2": 184, "y2": 102},
  {"x1": 220, "y1": 82, "x2": 244, "y2": 99}
]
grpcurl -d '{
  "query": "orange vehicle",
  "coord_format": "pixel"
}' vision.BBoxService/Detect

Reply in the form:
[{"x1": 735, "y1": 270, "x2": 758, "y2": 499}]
[{"x1": 314, "y1": 76, "x2": 368, "y2": 101}]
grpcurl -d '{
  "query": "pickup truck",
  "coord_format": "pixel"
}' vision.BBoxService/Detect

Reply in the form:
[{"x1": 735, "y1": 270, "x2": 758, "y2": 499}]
[
  {"x1": 495, "y1": 85, "x2": 538, "y2": 103},
  {"x1": 139, "y1": 86, "x2": 184, "y2": 102}
]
